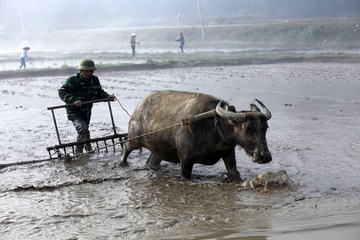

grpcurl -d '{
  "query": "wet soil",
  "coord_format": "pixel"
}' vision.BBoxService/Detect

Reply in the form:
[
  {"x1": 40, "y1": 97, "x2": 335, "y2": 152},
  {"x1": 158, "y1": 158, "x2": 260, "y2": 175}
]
[
  {"x1": 0, "y1": 61, "x2": 359, "y2": 239},
  {"x1": 2, "y1": 49, "x2": 360, "y2": 81}
]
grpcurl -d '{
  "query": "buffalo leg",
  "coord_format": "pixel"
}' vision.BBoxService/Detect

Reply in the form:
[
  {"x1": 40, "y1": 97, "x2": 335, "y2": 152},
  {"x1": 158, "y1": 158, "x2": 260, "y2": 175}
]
[
  {"x1": 118, "y1": 146, "x2": 132, "y2": 167},
  {"x1": 146, "y1": 153, "x2": 162, "y2": 167},
  {"x1": 180, "y1": 158, "x2": 194, "y2": 180},
  {"x1": 222, "y1": 150, "x2": 242, "y2": 182}
]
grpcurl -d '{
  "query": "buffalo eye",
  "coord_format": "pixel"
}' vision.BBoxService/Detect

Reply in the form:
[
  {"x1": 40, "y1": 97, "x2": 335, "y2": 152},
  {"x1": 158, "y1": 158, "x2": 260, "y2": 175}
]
[{"x1": 246, "y1": 125, "x2": 255, "y2": 134}]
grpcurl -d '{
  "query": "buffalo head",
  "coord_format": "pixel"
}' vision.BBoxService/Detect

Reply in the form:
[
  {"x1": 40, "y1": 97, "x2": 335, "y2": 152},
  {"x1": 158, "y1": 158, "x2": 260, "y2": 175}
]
[{"x1": 216, "y1": 99, "x2": 272, "y2": 164}]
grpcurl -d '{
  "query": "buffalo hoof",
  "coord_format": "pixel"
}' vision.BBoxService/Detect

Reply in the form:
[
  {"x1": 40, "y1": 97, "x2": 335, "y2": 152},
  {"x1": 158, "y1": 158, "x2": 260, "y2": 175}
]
[
  {"x1": 111, "y1": 161, "x2": 129, "y2": 169},
  {"x1": 119, "y1": 161, "x2": 129, "y2": 167},
  {"x1": 223, "y1": 175, "x2": 242, "y2": 183}
]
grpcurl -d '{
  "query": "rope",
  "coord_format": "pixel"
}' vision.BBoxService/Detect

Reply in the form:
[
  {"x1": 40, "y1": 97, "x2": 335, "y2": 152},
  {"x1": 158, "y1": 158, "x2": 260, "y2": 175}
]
[
  {"x1": 0, "y1": 121, "x2": 184, "y2": 167},
  {"x1": 0, "y1": 97, "x2": 182, "y2": 168},
  {"x1": 72, "y1": 122, "x2": 182, "y2": 159},
  {"x1": 115, "y1": 97, "x2": 132, "y2": 117}
]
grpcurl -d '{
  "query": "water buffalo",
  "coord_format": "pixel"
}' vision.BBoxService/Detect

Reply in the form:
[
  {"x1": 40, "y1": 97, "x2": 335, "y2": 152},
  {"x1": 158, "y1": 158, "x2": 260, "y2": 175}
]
[{"x1": 118, "y1": 90, "x2": 272, "y2": 181}]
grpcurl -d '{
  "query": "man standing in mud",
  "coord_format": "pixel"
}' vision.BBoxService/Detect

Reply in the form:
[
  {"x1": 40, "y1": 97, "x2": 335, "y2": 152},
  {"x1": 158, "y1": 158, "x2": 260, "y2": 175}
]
[
  {"x1": 59, "y1": 59, "x2": 115, "y2": 154},
  {"x1": 174, "y1": 32, "x2": 185, "y2": 53}
]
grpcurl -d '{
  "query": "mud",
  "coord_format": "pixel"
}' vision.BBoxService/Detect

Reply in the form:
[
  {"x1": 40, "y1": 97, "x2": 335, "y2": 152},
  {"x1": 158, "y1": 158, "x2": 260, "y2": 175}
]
[{"x1": 0, "y1": 62, "x2": 360, "y2": 239}]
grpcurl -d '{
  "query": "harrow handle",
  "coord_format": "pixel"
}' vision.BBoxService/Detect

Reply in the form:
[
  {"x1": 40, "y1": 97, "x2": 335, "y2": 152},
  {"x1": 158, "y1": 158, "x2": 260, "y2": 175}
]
[{"x1": 47, "y1": 98, "x2": 110, "y2": 110}]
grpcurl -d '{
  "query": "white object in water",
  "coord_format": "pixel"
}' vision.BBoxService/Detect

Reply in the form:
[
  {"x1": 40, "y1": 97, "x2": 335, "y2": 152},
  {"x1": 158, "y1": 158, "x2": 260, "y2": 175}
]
[{"x1": 241, "y1": 170, "x2": 290, "y2": 189}]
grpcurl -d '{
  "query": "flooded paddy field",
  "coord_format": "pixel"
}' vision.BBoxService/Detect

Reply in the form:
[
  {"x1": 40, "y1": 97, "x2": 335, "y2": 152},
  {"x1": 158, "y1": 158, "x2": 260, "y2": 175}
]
[
  {"x1": 0, "y1": 48, "x2": 237, "y2": 71},
  {"x1": 0, "y1": 62, "x2": 359, "y2": 239}
]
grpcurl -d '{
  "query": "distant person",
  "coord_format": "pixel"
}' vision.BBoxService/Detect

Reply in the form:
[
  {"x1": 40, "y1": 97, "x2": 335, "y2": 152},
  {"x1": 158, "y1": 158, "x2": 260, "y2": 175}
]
[
  {"x1": 58, "y1": 59, "x2": 116, "y2": 154},
  {"x1": 174, "y1": 32, "x2": 185, "y2": 53},
  {"x1": 176, "y1": 14, "x2": 181, "y2": 26},
  {"x1": 129, "y1": 33, "x2": 139, "y2": 57},
  {"x1": 20, "y1": 46, "x2": 30, "y2": 69}
]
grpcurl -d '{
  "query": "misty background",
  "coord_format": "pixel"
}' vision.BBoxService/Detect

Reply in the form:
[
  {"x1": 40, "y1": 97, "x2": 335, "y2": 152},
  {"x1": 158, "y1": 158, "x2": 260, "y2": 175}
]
[{"x1": 1, "y1": 0, "x2": 360, "y2": 33}]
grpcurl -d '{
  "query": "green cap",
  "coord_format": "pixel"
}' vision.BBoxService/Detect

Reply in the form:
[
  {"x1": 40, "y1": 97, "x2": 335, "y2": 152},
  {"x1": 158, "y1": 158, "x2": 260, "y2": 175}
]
[{"x1": 77, "y1": 59, "x2": 97, "y2": 70}]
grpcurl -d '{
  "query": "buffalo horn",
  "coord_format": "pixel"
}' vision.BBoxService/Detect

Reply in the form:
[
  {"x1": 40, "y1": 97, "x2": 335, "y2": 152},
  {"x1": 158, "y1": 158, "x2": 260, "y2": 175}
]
[
  {"x1": 216, "y1": 100, "x2": 272, "y2": 122},
  {"x1": 255, "y1": 99, "x2": 272, "y2": 120},
  {"x1": 216, "y1": 101, "x2": 246, "y2": 122}
]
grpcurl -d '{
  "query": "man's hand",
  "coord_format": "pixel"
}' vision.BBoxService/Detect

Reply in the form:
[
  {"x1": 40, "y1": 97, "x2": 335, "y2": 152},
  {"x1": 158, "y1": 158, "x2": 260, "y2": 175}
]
[
  {"x1": 108, "y1": 94, "x2": 116, "y2": 101},
  {"x1": 74, "y1": 100, "x2": 82, "y2": 107}
]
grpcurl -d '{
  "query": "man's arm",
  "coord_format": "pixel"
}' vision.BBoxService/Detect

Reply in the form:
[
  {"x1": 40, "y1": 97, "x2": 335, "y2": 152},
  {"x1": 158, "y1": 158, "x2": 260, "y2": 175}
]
[{"x1": 59, "y1": 79, "x2": 77, "y2": 104}]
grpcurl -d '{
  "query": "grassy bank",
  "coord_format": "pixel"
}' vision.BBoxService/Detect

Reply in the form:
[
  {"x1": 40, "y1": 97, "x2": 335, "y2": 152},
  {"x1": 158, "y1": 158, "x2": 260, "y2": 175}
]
[{"x1": 1, "y1": 18, "x2": 360, "y2": 52}]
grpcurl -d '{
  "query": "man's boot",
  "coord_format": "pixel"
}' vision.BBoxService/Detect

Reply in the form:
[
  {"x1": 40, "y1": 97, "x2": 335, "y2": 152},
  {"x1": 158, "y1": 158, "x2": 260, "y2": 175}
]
[
  {"x1": 83, "y1": 132, "x2": 92, "y2": 152},
  {"x1": 75, "y1": 136, "x2": 84, "y2": 154}
]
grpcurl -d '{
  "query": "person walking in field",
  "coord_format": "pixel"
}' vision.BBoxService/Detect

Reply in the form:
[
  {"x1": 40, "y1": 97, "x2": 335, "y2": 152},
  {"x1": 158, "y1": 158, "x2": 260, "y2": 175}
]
[
  {"x1": 58, "y1": 59, "x2": 115, "y2": 154},
  {"x1": 174, "y1": 32, "x2": 185, "y2": 53},
  {"x1": 129, "y1": 33, "x2": 139, "y2": 57},
  {"x1": 176, "y1": 14, "x2": 181, "y2": 26},
  {"x1": 20, "y1": 46, "x2": 30, "y2": 69}
]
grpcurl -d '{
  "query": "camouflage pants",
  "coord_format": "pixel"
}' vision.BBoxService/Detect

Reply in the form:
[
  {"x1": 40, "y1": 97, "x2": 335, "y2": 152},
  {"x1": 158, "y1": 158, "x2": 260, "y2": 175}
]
[{"x1": 72, "y1": 117, "x2": 92, "y2": 153}]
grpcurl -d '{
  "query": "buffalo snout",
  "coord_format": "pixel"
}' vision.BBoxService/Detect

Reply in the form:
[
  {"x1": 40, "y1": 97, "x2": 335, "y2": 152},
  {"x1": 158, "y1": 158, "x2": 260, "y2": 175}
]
[{"x1": 252, "y1": 151, "x2": 272, "y2": 164}]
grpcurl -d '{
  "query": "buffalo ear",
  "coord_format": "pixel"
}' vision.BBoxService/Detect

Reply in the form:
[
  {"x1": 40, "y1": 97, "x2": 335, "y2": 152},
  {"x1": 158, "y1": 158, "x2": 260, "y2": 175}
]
[
  {"x1": 228, "y1": 105, "x2": 236, "y2": 112},
  {"x1": 250, "y1": 103, "x2": 261, "y2": 112}
]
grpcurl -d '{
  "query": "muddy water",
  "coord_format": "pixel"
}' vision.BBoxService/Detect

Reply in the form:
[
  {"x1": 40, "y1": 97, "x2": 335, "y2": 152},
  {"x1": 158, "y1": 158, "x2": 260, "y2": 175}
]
[
  {"x1": 0, "y1": 48, "x2": 221, "y2": 71},
  {"x1": 0, "y1": 58, "x2": 144, "y2": 71},
  {"x1": 0, "y1": 63, "x2": 359, "y2": 239}
]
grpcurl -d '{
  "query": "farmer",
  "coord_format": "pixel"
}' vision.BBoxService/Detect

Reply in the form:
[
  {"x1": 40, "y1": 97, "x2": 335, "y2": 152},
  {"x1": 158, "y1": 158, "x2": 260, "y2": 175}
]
[
  {"x1": 129, "y1": 33, "x2": 139, "y2": 57},
  {"x1": 176, "y1": 14, "x2": 181, "y2": 26},
  {"x1": 58, "y1": 59, "x2": 116, "y2": 154},
  {"x1": 174, "y1": 32, "x2": 185, "y2": 53},
  {"x1": 20, "y1": 46, "x2": 30, "y2": 69}
]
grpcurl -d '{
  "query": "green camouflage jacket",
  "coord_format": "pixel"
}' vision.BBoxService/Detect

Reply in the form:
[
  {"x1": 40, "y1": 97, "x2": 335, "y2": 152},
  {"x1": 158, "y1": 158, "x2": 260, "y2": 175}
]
[{"x1": 58, "y1": 72, "x2": 109, "y2": 125}]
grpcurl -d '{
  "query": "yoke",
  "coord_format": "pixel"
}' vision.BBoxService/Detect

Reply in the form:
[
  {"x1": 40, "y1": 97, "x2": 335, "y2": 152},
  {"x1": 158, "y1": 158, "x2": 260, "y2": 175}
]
[
  {"x1": 180, "y1": 110, "x2": 216, "y2": 125},
  {"x1": 181, "y1": 108, "x2": 233, "y2": 145},
  {"x1": 46, "y1": 98, "x2": 127, "y2": 158}
]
